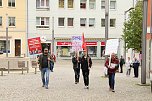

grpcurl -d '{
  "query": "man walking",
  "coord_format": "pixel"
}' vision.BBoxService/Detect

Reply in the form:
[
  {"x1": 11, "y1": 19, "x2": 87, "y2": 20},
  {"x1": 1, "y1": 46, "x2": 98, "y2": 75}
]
[
  {"x1": 72, "y1": 53, "x2": 81, "y2": 84},
  {"x1": 81, "y1": 51, "x2": 92, "y2": 89},
  {"x1": 119, "y1": 56, "x2": 125, "y2": 73},
  {"x1": 38, "y1": 48, "x2": 51, "y2": 89},
  {"x1": 105, "y1": 53, "x2": 119, "y2": 92}
]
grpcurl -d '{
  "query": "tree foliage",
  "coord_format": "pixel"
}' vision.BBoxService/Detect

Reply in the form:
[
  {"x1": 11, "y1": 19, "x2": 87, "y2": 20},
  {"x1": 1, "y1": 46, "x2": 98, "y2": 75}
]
[{"x1": 122, "y1": 1, "x2": 143, "y2": 52}]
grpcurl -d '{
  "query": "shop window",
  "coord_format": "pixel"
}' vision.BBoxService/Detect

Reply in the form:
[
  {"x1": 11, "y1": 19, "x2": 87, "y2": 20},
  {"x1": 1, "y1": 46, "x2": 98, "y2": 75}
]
[
  {"x1": 89, "y1": 18, "x2": 95, "y2": 27},
  {"x1": 80, "y1": 0, "x2": 86, "y2": 9},
  {"x1": 58, "y1": 18, "x2": 65, "y2": 26},
  {"x1": 8, "y1": 0, "x2": 15, "y2": 7},
  {"x1": 87, "y1": 46, "x2": 97, "y2": 57},
  {"x1": 101, "y1": 0, "x2": 105, "y2": 9},
  {"x1": 0, "y1": 17, "x2": 2, "y2": 26},
  {"x1": 0, "y1": 40, "x2": 10, "y2": 53},
  {"x1": 0, "y1": 0, "x2": 2, "y2": 7},
  {"x1": 36, "y1": 0, "x2": 49, "y2": 9},
  {"x1": 36, "y1": 17, "x2": 49, "y2": 28},
  {"x1": 80, "y1": 18, "x2": 86, "y2": 27},
  {"x1": 57, "y1": 46, "x2": 71, "y2": 57},
  {"x1": 9, "y1": 17, "x2": 15, "y2": 26},
  {"x1": 101, "y1": 19, "x2": 105, "y2": 27},
  {"x1": 68, "y1": 18, "x2": 74, "y2": 26},
  {"x1": 68, "y1": 0, "x2": 74, "y2": 8},
  {"x1": 59, "y1": 0, "x2": 64, "y2": 8},
  {"x1": 110, "y1": 0, "x2": 116, "y2": 9},
  {"x1": 89, "y1": 0, "x2": 96, "y2": 9},
  {"x1": 110, "y1": 19, "x2": 116, "y2": 27}
]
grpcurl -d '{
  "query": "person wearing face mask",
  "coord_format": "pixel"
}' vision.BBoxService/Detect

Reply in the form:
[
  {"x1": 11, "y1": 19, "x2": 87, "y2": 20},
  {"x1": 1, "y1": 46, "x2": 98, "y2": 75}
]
[
  {"x1": 38, "y1": 48, "x2": 51, "y2": 89},
  {"x1": 81, "y1": 51, "x2": 92, "y2": 89}
]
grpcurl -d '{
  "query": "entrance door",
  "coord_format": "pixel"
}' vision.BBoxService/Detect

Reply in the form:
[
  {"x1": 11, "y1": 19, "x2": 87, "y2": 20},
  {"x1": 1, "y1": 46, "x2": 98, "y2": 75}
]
[{"x1": 15, "y1": 39, "x2": 21, "y2": 56}]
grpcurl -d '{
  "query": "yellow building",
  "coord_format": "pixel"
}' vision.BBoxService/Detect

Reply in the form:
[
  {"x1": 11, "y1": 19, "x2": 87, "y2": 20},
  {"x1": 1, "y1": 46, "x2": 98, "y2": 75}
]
[{"x1": 0, "y1": 0, "x2": 26, "y2": 57}]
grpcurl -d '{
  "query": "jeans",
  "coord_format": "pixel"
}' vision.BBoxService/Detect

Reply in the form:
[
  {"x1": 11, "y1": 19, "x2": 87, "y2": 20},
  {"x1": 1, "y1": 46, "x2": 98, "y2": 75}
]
[
  {"x1": 41, "y1": 68, "x2": 50, "y2": 87},
  {"x1": 74, "y1": 68, "x2": 80, "y2": 83},
  {"x1": 108, "y1": 73, "x2": 115, "y2": 90},
  {"x1": 82, "y1": 69, "x2": 89, "y2": 86}
]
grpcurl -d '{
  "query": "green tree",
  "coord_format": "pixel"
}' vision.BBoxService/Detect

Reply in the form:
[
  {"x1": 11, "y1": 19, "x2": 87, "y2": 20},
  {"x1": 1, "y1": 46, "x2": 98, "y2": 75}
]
[{"x1": 122, "y1": 1, "x2": 143, "y2": 52}]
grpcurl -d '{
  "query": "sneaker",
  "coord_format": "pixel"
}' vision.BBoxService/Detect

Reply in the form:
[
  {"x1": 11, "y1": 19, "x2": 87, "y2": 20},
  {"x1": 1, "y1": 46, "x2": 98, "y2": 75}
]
[
  {"x1": 42, "y1": 85, "x2": 45, "y2": 87},
  {"x1": 45, "y1": 86, "x2": 48, "y2": 89},
  {"x1": 86, "y1": 86, "x2": 89, "y2": 89},
  {"x1": 75, "y1": 82, "x2": 78, "y2": 84},
  {"x1": 112, "y1": 90, "x2": 115, "y2": 92}
]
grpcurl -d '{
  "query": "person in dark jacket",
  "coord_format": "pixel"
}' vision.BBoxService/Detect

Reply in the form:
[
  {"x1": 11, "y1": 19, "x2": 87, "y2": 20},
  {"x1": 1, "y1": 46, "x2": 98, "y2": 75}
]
[
  {"x1": 38, "y1": 48, "x2": 51, "y2": 89},
  {"x1": 105, "y1": 53, "x2": 119, "y2": 92},
  {"x1": 81, "y1": 51, "x2": 92, "y2": 89},
  {"x1": 133, "y1": 58, "x2": 140, "y2": 78},
  {"x1": 119, "y1": 56, "x2": 125, "y2": 73},
  {"x1": 72, "y1": 53, "x2": 81, "y2": 84}
]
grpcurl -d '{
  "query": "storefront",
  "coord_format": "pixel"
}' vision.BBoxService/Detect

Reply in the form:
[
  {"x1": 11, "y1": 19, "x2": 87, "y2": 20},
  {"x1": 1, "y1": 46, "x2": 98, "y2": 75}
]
[
  {"x1": 86, "y1": 42, "x2": 97, "y2": 57},
  {"x1": 101, "y1": 41, "x2": 105, "y2": 57}
]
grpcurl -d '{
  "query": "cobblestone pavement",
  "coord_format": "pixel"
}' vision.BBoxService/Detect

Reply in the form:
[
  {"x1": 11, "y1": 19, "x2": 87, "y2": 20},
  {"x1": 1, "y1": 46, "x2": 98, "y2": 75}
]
[{"x1": 0, "y1": 60, "x2": 151, "y2": 101}]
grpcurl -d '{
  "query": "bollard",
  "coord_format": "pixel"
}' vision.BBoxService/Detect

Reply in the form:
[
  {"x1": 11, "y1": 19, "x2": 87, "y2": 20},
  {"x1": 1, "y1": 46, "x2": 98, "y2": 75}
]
[
  {"x1": 35, "y1": 68, "x2": 37, "y2": 74},
  {"x1": 1, "y1": 68, "x2": 4, "y2": 76},
  {"x1": 22, "y1": 68, "x2": 23, "y2": 74},
  {"x1": 27, "y1": 61, "x2": 29, "y2": 73}
]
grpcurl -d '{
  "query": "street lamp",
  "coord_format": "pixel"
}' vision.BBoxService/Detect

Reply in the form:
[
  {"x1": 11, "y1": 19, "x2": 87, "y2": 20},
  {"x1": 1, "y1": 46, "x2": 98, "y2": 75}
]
[{"x1": 124, "y1": 7, "x2": 134, "y2": 61}]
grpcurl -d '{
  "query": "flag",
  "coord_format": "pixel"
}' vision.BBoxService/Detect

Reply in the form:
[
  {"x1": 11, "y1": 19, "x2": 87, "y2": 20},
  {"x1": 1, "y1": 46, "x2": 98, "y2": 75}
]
[{"x1": 82, "y1": 33, "x2": 87, "y2": 51}]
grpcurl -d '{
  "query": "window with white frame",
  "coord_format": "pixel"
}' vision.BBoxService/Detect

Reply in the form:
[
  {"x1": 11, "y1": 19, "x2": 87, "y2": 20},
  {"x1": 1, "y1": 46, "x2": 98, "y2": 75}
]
[
  {"x1": 9, "y1": 17, "x2": 15, "y2": 26},
  {"x1": 0, "y1": 0, "x2": 2, "y2": 6},
  {"x1": 89, "y1": 0, "x2": 96, "y2": 9},
  {"x1": 101, "y1": 19, "x2": 105, "y2": 27},
  {"x1": 80, "y1": 18, "x2": 86, "y2": 27},
  {"x1": 59, "y1": 0, "x2": 64, "y2": 8},
  {"x1": 101, "y1": 0, "x2": 105, "y2": 9},
  {"x1": 89, "y1": 18, "x2": 95, "y2": 27},
  {"x1": 110, "y1": 0, "x2": 116, "y2": 9},
  {"x1": 8, "y1": 0, "x2": 15, "y2": 7},
  {"x1": 36, "y1": 0, "x2": 49, "y2": 9},
  {"x1": 0, "y1": 40, "x2": 10, "y2": 53},
  {"x1": 68, "y1": 0, "x2": 74, "y2": 8},
  {"x1": 80, "y1": 0, "x2": 86, "y2": 9},
  {"x1": 0, "y1": 17, "x2": 2, "y2": 26},
  {"x1": 36, "y1": 17, "x2": 49, "y2": 28},
  {"x1": 67, "y1": 18, "x2": 74, "y2": 26},
  {"x1": 58, "y1": 18, "x2": 65, "y2": 26},
  {"x1": 110, "y1": 19, "x2": 116, "y2": 27}
]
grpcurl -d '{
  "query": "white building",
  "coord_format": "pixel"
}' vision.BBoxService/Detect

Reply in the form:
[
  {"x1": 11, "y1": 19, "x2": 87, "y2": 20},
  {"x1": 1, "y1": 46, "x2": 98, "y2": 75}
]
[{"x1": 28, "y1": 0, "x2": 133, "y2": 59}]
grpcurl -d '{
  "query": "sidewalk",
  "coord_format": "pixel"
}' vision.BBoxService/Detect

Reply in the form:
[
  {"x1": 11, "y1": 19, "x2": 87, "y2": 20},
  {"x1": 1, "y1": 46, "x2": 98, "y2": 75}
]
[{"x1": 0, "y1": 60, "x2": 151, "y2": 101}]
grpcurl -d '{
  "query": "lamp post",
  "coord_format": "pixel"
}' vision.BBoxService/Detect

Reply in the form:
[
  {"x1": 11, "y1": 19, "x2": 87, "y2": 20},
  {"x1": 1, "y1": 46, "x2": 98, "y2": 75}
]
[
  {"x1": 6, "y1": 14, "x2": 8, "y2": 57},
  {"x1": 141, "y1": 0, "x2": 148, "y2": 84},
  {"x1": 124, "y1": 7, "x2": 134, "y2": 61},
  {"x1": 105, "y1": 0, "x2": 109, "y2": 61}
]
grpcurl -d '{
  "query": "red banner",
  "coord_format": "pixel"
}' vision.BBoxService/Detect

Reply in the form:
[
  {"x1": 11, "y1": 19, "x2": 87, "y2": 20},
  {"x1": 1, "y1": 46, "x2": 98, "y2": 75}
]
[
  {"x1": 101, "y1": 42, "x2": 105, "y2": 46},
  {"x1": 86, "y1": 42, "x2": 97, "y2": 46},
  {"x1": 57, "y1": 42, "x2": 72, "y2": 46},
  {"x1": 28, "y1": 37, "x2": 42, "y2": 55}
]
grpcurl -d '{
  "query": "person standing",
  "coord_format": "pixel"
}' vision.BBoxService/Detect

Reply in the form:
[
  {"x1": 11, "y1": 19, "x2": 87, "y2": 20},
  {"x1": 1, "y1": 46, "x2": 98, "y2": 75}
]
[
  {"x1": 38, "y1": 48, "x2": 51, "y2": 89},
  {"x1": 81, "y1": 51, "x2": 92, "y2": 89},
  {"x1": 72, "y1": 53, "x2": 81, "y2": 84},
  {"x1": 133, "y1": 58, "x2": 140, "y2": 78},
  {"x1": 105, "y1": 53, "x2": 119, "y2": 92},
  {"x1": 126, "y1": 57, "x2": 132, "y2": 76},
  {"x1": 50, "y1": 53, "x2": 56, "y2": 72},
  {"x1": 119, "y1": 56, "x2": 125, "y2": 73}
]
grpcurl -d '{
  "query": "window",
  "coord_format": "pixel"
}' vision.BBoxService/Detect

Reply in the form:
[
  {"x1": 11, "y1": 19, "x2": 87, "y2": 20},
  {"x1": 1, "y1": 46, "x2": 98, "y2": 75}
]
[
  {"x1": 68, "y1": 0, "x2": 74, "y2": 8},
  {"x1": 8, "y1": 0, "x2": 15, "y2": 7},
  {"x1": 80, "y1": 0, "x2": 86, "y2": 9},
  {"x1": 36, "y1": 0, "x2": 49, "y2": 9},
  {"x1": 101, "y1": 19, "x2": 105, "y2": 27},
  {"x1": 89, "y1": 18, "x2": 95, "y2": 27},
  {"x1": 101, "y1": 0, "x2": 105, "y2": 9},
  {"x1": 59, "y1": 0, "x2": 64, "y2": 8},
  {"x1": 0, "y1": 0, "x2": 2, "y2": 6},
  {"x1": 58, "y1": 18, "x2": 65, "y2": 26},
  {"x1": 0, "y1": 40, "x2": 10, "y2": 53},
  {"x1": 80, "y1": 18, "x2": 86, "y2": 27},
  {"x1": 110, "y1": 0, "x2": 116, "y2": 9},
  {"x1": 89, "y1": 0, "x2": 95, "y2": 9},
  {"x1": 68, "y1": 18, "x2": 74, "y2": 26},
  {"x1": 110, "y1": 19, "x2": 116, "y2": 27},
  {"x1": 9, "y1": 17, "x2": 15, "y2": 26},
  {"x1": 0, "y1": 17, "x2": 2, "y2": 26},
  {"x1": 36, "y1": 17, "x2": 49, "y2": 28}
]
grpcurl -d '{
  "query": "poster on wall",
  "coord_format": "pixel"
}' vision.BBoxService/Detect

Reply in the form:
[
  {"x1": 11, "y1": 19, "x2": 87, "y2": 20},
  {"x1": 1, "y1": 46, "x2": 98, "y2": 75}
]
[
  {"x1": 28, "y1": 37, "x2": 42, "y2": 55},
  {"x1": 71, "y1": 36, "x2": 82, "y2": 52}
]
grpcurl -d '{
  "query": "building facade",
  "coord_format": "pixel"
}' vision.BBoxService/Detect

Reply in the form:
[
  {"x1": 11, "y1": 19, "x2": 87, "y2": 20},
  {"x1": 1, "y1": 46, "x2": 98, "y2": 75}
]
[
  {"x1": 28, "y1": 0, "x2": 133, "y2": 59},
  {"x1": 0, "y1": 0, "x2": 26, "y2": 57}
]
